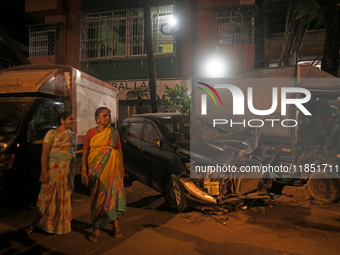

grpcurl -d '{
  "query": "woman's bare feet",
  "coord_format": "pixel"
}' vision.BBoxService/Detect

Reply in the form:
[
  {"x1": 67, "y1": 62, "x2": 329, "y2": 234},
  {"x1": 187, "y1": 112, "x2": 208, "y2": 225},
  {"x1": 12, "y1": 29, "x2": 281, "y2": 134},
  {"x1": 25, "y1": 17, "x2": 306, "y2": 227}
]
[
  {"x1": 88, "y1": 229, "x2": 100, "y2": 242},
  {"x1": 113, "y1": 219, "x2": 122, "y2": 238}
]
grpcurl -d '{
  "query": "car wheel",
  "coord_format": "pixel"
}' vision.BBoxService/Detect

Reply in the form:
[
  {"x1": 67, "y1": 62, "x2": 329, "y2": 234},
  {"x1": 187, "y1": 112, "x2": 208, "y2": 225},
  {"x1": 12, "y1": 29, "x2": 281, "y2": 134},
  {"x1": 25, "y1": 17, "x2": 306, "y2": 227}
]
[
  {"x1": 307, "y1": 171, "x2": 340, "y2": 202},
  {"x1": 163, "y1": 176, "x2": 188, "y2": 212}
]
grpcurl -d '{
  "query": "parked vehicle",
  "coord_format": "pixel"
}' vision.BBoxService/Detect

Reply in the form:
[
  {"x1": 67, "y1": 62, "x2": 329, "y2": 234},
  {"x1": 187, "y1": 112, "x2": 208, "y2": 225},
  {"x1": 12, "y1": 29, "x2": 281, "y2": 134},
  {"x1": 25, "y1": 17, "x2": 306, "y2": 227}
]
[
  {"x1": 193, "y1": 65, "x2": 340, "y2": 202},
  {"x1": 119, "y1": 113, "x2": 270, "y2": 212},
  {"x1": 0, "y1": 65, "x2": 118, "y2": 195}
]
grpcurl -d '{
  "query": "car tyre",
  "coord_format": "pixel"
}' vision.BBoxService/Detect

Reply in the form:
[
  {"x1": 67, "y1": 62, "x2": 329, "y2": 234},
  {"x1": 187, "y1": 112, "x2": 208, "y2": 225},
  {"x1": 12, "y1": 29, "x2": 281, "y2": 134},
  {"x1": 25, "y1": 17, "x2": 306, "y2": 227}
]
[
  {"x1": 163, "y1": 176, "x2": 188, "y2": 212},
  {"x1": 307, "y1": 171, "x2": 340, "y2": 202}
]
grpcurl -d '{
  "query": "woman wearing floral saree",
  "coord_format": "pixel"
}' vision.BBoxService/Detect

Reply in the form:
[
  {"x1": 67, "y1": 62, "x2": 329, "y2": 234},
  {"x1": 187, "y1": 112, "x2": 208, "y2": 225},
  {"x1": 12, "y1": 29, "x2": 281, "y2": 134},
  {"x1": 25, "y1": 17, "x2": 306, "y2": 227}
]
[
  {"x1": 81, "y1": 107, "x2": 126, "y2": 242},
  {"x1": 25, "y1": 111, "x2": 76, "y2": 235}
]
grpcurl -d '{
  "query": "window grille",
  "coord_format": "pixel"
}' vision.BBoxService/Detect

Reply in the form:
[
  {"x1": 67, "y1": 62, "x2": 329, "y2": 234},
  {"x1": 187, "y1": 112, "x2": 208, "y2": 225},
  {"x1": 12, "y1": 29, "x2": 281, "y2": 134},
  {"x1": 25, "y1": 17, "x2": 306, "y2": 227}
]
[
  {"x1": 29, "y1": 24, "x2": 60, "y2": 57},
  {"x1": 216, "y1": 7, "x2": 255, "y2": 45},
  {"x1": 80, "y1": 0, "x2": 175, "y2": 60}
]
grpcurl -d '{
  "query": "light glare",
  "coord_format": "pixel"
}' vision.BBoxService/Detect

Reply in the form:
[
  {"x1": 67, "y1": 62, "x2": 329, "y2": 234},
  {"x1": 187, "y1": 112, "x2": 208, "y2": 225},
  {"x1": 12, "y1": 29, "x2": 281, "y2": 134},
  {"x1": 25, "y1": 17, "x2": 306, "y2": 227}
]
[
  {"x1": 205, "y1": 57, "x2": 226, "y2": 78},
  {"x1": 168, "y1": 16, "x2": 177, "y2": 26}
]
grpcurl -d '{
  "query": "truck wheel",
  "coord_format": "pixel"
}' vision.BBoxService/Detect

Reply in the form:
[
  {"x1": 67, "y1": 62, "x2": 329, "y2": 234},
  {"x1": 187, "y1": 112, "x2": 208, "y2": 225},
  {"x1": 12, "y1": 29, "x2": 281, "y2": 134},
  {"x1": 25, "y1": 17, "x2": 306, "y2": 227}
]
[
  {"x1": 163, "y1": 176, "x2": 188, "y2": 212},
  {"x1": 307, "y1": 172, "x2": 340, "y2": 202}
]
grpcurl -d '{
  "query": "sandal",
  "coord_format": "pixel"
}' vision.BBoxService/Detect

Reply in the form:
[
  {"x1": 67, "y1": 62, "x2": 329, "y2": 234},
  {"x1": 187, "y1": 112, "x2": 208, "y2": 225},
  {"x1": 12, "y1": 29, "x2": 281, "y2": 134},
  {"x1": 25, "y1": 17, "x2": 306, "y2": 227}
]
[
  {"x1": 25, "y1": 226, "x2": 34, "y2": 235},
  {"x1": 113, "y1": 227, "x2": 122, "y2": 238},
  {"x1": 88, "y1": 229, "x2": 100, "y2": 242}
]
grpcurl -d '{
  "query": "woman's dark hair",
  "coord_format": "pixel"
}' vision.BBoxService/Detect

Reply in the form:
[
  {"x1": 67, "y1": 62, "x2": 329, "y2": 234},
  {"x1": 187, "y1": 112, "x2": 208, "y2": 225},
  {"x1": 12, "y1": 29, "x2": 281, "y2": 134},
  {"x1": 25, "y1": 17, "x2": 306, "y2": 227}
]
[
  {"x1": 57, "y1": 111, "x2": 73, "y2": 126},
  {"x1": 95, "y1": 107, "x2": 111, "y2": 123}
]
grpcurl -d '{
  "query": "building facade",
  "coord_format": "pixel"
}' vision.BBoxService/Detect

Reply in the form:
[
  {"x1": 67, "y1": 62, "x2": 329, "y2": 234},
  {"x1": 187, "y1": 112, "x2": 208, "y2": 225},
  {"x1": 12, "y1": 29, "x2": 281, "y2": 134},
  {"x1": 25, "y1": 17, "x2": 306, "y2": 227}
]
[{"x1": 24, "y1": 0, "x2": 327, "y2": 118}]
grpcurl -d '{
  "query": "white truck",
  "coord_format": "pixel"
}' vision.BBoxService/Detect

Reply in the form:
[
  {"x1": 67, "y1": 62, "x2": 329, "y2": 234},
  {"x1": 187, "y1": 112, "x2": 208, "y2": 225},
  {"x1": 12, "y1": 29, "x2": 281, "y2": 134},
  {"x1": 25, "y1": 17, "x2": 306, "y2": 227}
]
[
  {"x1": 0, "y1": 64, "x2": 118, "y2": 196},
  {"x1": 193, "y1": 65, "x2": 340, "y2": 202}
]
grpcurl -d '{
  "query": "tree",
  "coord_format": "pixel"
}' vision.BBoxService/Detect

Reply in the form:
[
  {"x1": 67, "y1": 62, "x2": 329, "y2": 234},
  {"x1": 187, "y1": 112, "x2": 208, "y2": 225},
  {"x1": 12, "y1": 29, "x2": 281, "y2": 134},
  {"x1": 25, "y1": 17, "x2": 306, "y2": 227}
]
[
  {"x1": 294, "y1": 0, "x2": 340, "y2": 76},
  {"x1": 144, "y1": 0, "x2": 158, "y2": 112},
  {"x1": 159, "y1": 84, "x2": 190, "y2": 113},
  {"x1": 126, "y1": 87, "x2": 150, "y2": 107},
  {"x1": 279, "y1": 0, "x2": 309, "y2": 66},
  {"x1": 126, "y1": 87, "x2": 150, "y2": 115}
]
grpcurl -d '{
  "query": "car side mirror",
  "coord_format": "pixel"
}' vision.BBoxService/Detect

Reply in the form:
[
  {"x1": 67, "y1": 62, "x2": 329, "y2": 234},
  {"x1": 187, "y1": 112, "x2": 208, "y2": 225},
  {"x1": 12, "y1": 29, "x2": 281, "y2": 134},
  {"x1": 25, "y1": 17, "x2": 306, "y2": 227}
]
[{"x1": 150, "y1": 138, "x2": 161, "y2": 148}]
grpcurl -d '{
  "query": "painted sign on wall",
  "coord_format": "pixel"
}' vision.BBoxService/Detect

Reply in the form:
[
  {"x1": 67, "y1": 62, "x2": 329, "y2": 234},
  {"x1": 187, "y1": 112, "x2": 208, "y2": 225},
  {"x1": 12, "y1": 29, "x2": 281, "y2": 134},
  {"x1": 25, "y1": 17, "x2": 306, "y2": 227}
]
[{"x1": 106, "y1": 78, "x2": 191, "y2": 100}]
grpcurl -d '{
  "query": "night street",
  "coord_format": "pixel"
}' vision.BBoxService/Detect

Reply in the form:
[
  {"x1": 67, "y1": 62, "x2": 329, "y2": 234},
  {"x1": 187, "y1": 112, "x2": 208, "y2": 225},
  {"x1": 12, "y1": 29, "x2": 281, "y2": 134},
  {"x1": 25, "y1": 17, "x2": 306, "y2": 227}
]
[
  {"x1": 1, "y1": 179, "x2": 340, "y2": 255},
  {"x1": 1, "y1": 0, "x2": 340, "y2": 254}
]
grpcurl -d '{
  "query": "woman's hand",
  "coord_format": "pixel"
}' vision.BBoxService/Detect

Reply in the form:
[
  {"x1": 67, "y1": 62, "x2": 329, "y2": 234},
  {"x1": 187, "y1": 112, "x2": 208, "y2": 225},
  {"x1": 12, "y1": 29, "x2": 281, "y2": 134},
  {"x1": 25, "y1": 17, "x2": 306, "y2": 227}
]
[
  {"x1": 81, "y1": 172, "x2": 89, "y2": 187},
  {"x1": 39, "y1": 173, "x2": 48, "y2": 184}
]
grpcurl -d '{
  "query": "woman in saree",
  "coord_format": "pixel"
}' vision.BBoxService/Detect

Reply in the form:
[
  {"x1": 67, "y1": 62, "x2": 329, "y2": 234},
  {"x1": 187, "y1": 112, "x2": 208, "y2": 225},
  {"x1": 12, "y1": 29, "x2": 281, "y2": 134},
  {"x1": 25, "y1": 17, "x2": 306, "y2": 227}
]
[
  {"x1": 81, "y1": 107, "x2": 126, "y2": 242},
  {"x1": 25, "y1": 111, "x2": 76, "y2": 235}
]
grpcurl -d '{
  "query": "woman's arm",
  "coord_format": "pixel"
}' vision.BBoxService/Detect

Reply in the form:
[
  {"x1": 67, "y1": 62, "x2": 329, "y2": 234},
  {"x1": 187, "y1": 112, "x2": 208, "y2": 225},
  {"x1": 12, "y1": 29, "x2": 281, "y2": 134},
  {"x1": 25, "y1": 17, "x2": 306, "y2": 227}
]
[
  {"x1": 40, "y1": 142, "x2": 51, "y2": 184},
  {"x1": 81, "y1": 149, "x2": 89, "y2": 186}
]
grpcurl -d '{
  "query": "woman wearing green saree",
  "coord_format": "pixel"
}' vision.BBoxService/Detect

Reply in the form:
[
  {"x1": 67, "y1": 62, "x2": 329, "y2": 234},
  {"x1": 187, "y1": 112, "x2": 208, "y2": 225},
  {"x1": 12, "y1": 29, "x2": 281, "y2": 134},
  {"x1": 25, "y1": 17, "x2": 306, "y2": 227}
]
[
  {"x1": 25, "y1": 111, "x2": 76, "y2": 235},
  {"x1": 81, "y1": 107, "x2": 126, "y2": 242}
]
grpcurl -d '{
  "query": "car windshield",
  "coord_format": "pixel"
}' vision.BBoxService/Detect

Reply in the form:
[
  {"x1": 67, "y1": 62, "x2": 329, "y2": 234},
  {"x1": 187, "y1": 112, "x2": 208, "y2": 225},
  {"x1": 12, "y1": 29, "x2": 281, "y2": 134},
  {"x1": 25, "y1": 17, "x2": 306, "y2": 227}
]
[
  {"x1": 0, "y1": 101, "x2": 30, "y2": 133},
  {"x1": 158, "y1": 115, "x2": 190, "y2": 150}
]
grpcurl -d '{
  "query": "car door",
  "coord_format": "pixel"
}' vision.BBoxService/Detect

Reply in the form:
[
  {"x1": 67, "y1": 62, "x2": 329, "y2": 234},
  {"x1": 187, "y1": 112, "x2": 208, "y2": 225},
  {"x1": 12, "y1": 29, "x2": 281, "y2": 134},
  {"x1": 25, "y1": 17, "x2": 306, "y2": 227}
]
[
  {"x1": 139, "y1": 120, "x2": 168, "y2": 191},
  {"x1": 120, "y1": 120, "x2": 146, "y2": 180}
]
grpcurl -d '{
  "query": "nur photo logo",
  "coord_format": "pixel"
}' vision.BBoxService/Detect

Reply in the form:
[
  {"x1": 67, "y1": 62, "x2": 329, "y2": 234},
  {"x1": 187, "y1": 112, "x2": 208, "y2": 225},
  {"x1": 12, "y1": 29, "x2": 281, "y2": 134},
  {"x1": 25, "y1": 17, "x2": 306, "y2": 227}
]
[
  {"x1": 196, "y1": 82, "x2": 222, "y2": 115},
  {"x1": 196, "y1": 81, "x2": 312, "y2": 128}
]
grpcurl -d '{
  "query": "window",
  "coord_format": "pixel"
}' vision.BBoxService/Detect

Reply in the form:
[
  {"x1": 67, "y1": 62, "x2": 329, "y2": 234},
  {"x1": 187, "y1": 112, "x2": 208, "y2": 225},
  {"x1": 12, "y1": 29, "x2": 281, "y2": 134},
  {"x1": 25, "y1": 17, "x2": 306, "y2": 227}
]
[
  {"x1": 158, "y1": 117, "x2": 190, "y2": 143},
  {"x1": 143, "y1": 122, "x2": 159, "y2": 143},
  {"x1": 128, "y1": 122, "x2": 144, "y2": 140},
  {"x1": 216, "y1": 7, "x2": 255, "y2": 45},
  {"x1": 31, "y1": 102, "x2": 65, "y2": 140},
  {"x1": 120, "y1": 121, "x2": 129, "y2": 137},
  {"x1": 32, "y1": 102, "x2": 65, "y2": 123},
  {"x1": 29, "y1": 24, "x2": 60, "y2": 57},
  {"x1": 80, "y1": 0, "x2": 175, "y2": 60}
]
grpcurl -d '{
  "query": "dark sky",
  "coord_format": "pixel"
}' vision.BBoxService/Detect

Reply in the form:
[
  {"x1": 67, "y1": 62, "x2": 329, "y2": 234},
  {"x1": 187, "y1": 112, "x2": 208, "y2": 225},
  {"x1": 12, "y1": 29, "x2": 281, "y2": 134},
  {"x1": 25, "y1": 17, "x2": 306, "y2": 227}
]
[{"x1": 0, "y1": 0, "x2": 38, "y2": 45}]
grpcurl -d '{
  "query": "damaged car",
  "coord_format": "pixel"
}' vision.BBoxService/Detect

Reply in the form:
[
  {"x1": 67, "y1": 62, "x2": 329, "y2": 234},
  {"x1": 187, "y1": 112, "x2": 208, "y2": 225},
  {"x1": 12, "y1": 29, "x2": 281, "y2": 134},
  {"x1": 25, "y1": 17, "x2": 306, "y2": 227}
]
[{"x1": 119, "y1": 113, "x2": 271, "y2": 212}]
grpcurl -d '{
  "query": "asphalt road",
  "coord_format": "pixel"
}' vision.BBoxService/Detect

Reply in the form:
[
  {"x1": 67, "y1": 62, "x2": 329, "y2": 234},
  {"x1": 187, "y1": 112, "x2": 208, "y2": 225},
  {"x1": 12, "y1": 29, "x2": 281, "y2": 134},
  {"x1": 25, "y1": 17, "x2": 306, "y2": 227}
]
[{"x1": 1, "y1": 179, "x2": 340, "y2": 255}]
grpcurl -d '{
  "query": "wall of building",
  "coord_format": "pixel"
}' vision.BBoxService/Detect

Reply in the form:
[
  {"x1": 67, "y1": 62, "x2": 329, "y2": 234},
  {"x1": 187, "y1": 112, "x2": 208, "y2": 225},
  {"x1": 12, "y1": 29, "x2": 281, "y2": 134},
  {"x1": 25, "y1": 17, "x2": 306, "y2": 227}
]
[
  {"x1": 25, "y1": 0, "x2": 82, "y2": 69},
  {"x1": 24, "y1": 0, "x2": 269, "y2": 118},
  {"x1": 26, "y1": 0, "x2": 257, "y2": 78},
  {"x1": 80, "y1": 0, "x2": 256, "y2": 81},
  {"x1": 195, "y1": 0, "x2": 256, "y2": 76},
  {"x1": 80, "y1": 0, "x2": 182, "y2": 81},
  {"x1": 265, "y1": 30, "x2": 326, "y2": 62},
  {"x1": 81, "y1": 58, "x2": 180, "y2": 81}
]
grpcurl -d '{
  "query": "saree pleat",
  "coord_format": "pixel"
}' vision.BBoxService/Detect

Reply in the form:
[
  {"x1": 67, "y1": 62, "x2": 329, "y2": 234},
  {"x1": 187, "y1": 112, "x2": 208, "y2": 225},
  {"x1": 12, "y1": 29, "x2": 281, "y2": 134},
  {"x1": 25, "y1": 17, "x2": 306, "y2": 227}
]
[{"x1": 88, "y1": 127, "x2": 126, "y2": 229}]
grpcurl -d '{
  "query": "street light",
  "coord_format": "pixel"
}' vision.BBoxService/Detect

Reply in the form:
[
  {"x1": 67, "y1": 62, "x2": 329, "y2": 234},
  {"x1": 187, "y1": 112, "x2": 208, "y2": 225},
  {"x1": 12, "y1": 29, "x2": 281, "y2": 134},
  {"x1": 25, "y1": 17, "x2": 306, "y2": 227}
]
[
  {"x1": 168, "y1": 16, "x2": 177, "y2": 26},
  {"x1": 160, "y1": 16, "x2": 179, "y2": 35},
  {"x1": 204, "y1": 56, "x2": 227, "y2": 78}
]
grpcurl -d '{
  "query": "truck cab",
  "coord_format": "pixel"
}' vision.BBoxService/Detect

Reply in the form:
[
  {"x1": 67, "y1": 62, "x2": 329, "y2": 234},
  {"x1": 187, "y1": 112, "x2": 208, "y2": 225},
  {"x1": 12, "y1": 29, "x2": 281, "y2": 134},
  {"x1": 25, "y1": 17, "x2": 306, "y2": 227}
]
[{"x1": 0, "y1": 97, "x2": 65, "y2": 196}]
